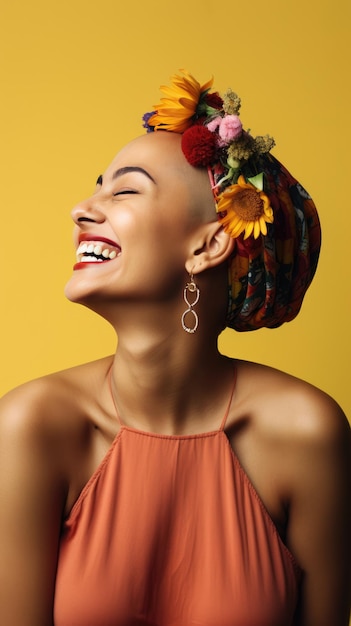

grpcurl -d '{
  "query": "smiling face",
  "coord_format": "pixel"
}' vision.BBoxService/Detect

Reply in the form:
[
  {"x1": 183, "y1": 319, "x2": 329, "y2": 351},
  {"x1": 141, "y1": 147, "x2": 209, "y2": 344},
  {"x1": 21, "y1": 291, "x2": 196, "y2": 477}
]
[{"x1": 64, "y1": 132, "x2": 217, "y2": 317}]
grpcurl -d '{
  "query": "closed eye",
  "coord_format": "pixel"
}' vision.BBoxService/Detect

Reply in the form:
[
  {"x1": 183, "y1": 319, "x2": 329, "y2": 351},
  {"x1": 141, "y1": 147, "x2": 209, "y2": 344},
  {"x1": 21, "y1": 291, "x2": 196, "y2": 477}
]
[{"x1": 113, "y1": 190, "x2": 138, "y2": 196}]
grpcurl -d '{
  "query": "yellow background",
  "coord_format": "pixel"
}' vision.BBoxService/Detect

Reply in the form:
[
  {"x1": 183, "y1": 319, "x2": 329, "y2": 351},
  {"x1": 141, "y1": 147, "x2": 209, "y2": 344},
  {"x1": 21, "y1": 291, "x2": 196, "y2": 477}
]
[{"x1": 0, "y1": 0, "x2": 350, "y2": 420}]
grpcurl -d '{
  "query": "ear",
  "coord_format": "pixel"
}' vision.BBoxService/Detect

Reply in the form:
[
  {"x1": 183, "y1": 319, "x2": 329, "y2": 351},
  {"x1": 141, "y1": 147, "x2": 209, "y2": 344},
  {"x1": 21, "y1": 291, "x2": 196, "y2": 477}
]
[{"x1": 185, "y1": 221, "x2": 235, "y2": 275}]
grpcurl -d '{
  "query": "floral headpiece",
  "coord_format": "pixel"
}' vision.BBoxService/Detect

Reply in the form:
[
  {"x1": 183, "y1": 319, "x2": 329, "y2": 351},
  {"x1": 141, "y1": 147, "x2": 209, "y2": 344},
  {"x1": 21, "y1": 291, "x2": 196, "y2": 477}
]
[
  {"x1": 142, "y1": 70, "x2": 321, "y2": 332},
  {"x1": 143, "y1": 69, "x2": 276, "y2": 241}
]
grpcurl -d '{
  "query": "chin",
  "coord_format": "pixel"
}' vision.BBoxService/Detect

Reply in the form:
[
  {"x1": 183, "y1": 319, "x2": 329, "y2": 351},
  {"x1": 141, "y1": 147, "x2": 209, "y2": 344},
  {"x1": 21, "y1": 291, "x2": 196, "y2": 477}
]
[
  {"x1": 64, "y1": 273, "x2": 121, "y2": 321},
  {"x1": 64, "y1": 273, "x2": 100, "y2": 305}
]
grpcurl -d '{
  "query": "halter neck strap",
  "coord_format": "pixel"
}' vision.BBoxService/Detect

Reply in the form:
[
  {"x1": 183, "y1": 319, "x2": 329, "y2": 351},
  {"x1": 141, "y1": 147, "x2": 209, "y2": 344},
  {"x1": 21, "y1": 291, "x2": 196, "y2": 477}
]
[
  {"x1": 108, "y1": 363, "x2": 237, "y2": 433},
  {"x1": 219, "y1": 366, "x2": 237, "y2": 431},
  {"x1": 108, "y1": 365, "x2": 124, "y2": 427}
]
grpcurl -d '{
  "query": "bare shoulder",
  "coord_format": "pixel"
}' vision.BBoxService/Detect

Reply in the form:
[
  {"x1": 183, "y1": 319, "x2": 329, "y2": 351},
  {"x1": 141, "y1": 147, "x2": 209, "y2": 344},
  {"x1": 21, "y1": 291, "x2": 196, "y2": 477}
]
[
  {"x1": 230, "y1": 358, "x2": 350, "y2": 525},
  {"x1": 0, "y1": 356, "x2": 115, "y2": 625},
  {"x1": 235, "y1": 359, "x2": 349, "y2": 443},
  {"x1": 0, "y1": 374, "x2": 68, "y2": 467},
  {"x1": 233, "y1": 360, "x2": 350, "y2": 625},
  {"x1": 0, "y1": 355, "x2": 113, "y2": 439},
  {"x1": 0, "y1": 355, "x2": 115, "y2": 503}
]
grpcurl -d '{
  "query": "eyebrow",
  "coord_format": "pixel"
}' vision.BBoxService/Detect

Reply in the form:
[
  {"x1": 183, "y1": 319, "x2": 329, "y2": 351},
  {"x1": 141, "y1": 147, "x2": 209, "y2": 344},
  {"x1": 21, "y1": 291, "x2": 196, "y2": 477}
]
[{"x1": 96, "y1": 166, "x2": 156, "y2": 187}]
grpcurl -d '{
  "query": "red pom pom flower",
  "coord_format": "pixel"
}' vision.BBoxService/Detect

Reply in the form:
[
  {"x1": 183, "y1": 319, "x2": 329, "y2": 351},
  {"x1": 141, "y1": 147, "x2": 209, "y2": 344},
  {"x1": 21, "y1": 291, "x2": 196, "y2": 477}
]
[{"x1": 181, "y1": 125, "x2": 217, "y2": 167}]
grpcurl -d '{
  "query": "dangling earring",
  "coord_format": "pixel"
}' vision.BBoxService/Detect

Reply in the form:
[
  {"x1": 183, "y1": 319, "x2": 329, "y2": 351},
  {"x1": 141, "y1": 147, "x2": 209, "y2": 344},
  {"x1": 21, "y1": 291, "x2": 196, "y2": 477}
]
[{"x1": 181, "y1": 272, "x2": 200, "y2": 333}]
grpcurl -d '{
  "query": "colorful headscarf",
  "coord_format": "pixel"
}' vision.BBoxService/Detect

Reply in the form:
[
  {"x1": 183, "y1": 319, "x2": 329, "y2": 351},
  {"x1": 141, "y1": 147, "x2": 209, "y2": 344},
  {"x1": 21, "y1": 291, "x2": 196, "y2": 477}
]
[{"x1": 143, "y1": 70, "x2": 321, "y2": 331}]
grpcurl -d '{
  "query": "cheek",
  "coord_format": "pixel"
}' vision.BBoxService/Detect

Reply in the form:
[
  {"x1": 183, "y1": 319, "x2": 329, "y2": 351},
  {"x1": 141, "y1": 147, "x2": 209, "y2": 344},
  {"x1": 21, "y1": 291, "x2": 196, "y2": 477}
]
[
  {"x1": 112, "y1": 202, "x2": 192, "y2": 278},
  {"x1": 110, "y1": 210, "x2": 136, "y2": 232},
  {"x1": 128, "y1": 224, "x2": 188, "y2": 292}
]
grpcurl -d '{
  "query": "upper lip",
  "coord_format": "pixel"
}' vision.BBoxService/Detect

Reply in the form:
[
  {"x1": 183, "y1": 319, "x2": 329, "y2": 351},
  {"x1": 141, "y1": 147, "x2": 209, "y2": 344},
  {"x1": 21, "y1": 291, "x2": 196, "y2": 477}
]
[{"x1": 78, "y1": 233, "x2": 120, "y2": 249}]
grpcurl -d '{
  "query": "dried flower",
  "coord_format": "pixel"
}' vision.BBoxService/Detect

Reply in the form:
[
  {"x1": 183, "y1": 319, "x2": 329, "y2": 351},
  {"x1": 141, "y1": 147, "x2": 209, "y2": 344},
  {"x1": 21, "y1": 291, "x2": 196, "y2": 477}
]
[
  {"x1": 254, "y1": 135, "x2": 276, "y2": 154},
  {"x1": 227, "y1": 132, "x2": 256, "y2": 161},
  {"x1": 222, "y1": 88, "x2": 241, "y2": 115}
]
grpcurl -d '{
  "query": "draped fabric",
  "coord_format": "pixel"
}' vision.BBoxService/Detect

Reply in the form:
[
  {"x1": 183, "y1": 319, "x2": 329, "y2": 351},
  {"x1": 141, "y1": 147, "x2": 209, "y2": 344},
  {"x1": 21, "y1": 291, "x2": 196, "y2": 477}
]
[{"x1": 224, "y1": 155, "x2": 321, "y2": 331}]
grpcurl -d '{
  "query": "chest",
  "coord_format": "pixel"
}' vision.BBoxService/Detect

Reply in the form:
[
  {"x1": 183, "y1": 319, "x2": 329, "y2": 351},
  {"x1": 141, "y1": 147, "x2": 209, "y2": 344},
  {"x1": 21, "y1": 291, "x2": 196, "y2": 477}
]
[{"x1": 55, "y1": 428, "x2": 300, "y2": 626}]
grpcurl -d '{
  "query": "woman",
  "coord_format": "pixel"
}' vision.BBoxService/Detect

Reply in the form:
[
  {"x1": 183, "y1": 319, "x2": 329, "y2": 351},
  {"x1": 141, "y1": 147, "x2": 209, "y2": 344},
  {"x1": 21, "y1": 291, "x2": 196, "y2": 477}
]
[{"x1": 0, "y1": 71, "x2": 350, "y2": 626}]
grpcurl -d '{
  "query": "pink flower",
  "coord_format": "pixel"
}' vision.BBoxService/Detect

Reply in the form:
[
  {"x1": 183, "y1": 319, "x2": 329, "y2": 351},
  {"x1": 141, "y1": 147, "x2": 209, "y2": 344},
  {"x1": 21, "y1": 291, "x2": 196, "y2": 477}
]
[
  {"x1": 206, "y1": 116, "x2": 222, "y2": 132},
  {"x1": 218, "y1": 115, "x2": 242, "y2": 143}
]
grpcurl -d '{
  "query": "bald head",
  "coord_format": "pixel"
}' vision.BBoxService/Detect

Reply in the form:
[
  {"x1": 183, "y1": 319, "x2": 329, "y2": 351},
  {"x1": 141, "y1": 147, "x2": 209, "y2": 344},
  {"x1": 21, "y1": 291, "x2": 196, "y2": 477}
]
[{"x1": 115, "y1": 132, "x2": 218, "y2": 224}]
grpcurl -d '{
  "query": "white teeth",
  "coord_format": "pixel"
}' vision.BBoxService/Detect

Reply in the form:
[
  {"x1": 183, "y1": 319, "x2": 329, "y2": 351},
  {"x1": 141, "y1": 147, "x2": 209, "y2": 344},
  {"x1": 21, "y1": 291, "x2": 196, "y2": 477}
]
[
  {"x1": 76, "y1": 240, "x2": 121, "y2": 263},
  {"x1": 81, "y1": 256, "x2": 99, "y2": 262}
]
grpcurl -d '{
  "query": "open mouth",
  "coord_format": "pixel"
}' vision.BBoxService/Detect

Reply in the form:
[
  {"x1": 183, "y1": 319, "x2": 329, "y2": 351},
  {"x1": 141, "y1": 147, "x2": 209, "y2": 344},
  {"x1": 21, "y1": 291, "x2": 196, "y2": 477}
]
[{"x1": 76, "y1": 240, "x2": 121, "y2": 264}]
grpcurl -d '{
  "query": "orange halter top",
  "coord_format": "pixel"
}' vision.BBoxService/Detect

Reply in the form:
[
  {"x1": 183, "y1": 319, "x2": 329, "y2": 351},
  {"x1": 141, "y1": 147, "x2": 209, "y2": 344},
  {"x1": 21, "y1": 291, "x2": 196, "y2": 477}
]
[{"x1": 54, "y1": 370, "x2": 301, "y2": 625}]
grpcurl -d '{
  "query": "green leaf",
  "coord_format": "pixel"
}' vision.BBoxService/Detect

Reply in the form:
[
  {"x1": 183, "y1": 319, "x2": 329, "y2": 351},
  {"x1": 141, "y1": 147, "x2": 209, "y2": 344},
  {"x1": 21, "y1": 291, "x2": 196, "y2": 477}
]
[{"x1": 247, "y1": 172, "x2": 264, "y2": 190}]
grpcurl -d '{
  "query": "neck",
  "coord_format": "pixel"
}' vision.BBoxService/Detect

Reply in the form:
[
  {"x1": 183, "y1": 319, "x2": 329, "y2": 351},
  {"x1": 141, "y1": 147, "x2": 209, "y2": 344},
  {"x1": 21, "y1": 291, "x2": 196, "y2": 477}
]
[{"x1": 109, "y1": 323, "x2": 234, "y2": 434}]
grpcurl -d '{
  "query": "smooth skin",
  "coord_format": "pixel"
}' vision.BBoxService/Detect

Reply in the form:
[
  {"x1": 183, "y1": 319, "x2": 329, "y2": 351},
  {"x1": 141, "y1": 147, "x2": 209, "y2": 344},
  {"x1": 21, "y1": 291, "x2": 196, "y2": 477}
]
[{"x1": 0, "y1": 132, "x2": 350, "y2": 625}]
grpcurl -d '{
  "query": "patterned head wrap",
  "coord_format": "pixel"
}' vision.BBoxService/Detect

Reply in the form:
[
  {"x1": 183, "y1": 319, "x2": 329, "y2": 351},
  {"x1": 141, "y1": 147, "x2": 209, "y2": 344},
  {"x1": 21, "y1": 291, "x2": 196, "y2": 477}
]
[{"x1": 143, "y1": 70, "x2": 321, "y2": 331}]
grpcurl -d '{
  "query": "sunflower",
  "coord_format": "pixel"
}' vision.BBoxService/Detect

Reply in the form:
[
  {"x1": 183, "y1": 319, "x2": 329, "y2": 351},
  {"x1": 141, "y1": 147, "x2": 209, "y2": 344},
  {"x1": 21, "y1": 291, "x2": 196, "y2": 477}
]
[
  {"x1": 217, "y1": 175, "x2": 274, "y2": 239},
  {"x1": 148, "y1": 69, "x2": 213, "y2": 133}
]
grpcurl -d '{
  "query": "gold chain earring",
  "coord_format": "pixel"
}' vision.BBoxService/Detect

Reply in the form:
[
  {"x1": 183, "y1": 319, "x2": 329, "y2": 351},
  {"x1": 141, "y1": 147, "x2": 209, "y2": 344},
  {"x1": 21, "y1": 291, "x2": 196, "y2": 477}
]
[{"x1": 181, "y1": 273, "x2": 200, "y2": 333}]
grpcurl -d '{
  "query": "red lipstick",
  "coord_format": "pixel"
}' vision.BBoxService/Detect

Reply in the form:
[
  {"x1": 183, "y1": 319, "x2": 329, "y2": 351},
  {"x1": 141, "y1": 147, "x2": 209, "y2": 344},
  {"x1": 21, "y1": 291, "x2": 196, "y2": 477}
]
[{"x1": 78, "y1": 233, "x2": 120, "y2": 248}]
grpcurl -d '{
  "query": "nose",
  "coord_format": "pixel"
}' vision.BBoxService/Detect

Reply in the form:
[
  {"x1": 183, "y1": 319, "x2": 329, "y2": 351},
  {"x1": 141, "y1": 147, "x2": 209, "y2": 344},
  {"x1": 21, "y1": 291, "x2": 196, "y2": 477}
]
[{"x1": 71, "y1": 196, "x2": 105, "y2": 225}]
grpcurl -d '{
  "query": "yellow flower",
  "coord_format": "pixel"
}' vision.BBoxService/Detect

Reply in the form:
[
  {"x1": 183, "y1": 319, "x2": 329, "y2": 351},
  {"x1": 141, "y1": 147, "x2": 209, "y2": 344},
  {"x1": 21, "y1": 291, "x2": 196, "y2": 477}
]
[
  {"x1": 217, "y1": 175, "x2": 274, "y2": 239},
  {"x1": 148, "y1": 69, "x2": 213, "y2": 133}
]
